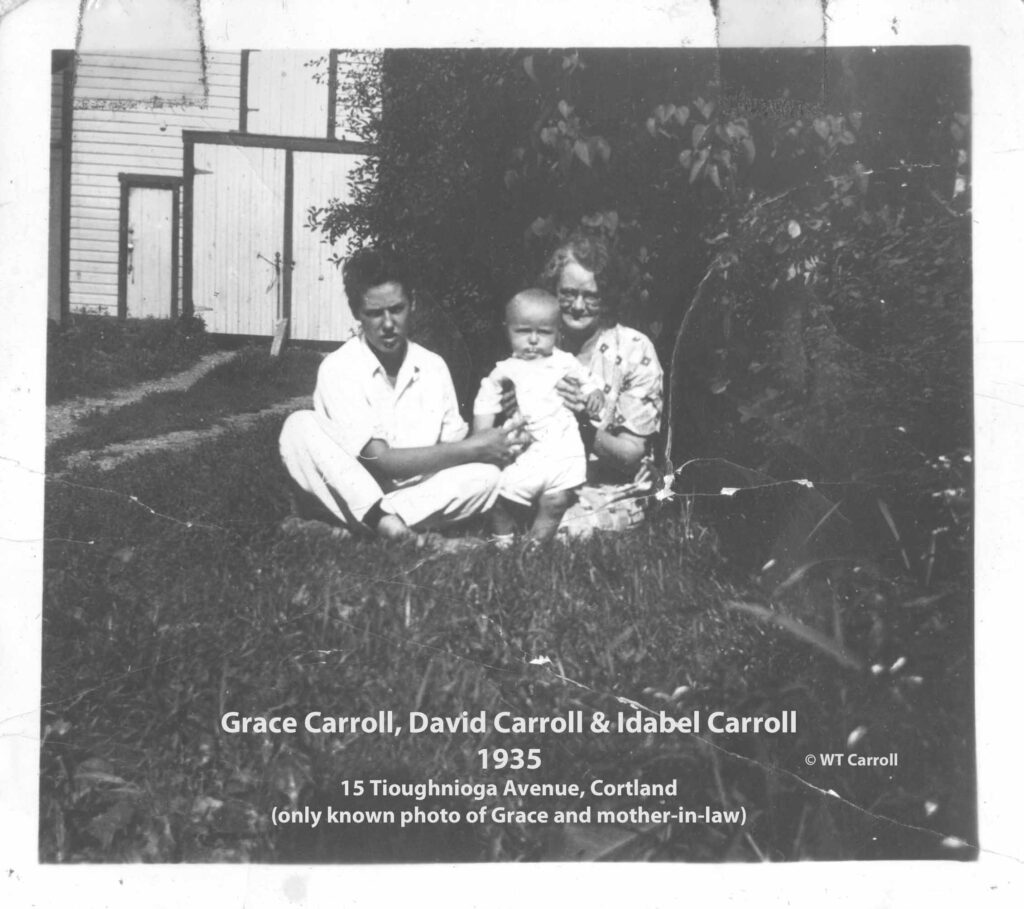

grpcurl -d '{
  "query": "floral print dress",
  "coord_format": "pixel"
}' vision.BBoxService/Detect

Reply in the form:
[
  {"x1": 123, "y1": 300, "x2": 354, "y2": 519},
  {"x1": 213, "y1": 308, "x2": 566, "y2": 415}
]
[{"x1": 559, "y1": 324, "x2": 665, "y2": 537}]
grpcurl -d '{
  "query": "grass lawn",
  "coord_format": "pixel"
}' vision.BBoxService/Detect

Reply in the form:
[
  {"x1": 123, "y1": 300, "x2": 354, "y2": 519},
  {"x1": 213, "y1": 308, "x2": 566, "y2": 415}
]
[
  {"x1": 48, "y1": 347, "x2": 323, "y2": 460},
  {"x1": 40, "y1": 412, "x2": 975, "y2": 862},
  {"x1": 47, "y1": 315, "x2": 213, "y2": 404}
]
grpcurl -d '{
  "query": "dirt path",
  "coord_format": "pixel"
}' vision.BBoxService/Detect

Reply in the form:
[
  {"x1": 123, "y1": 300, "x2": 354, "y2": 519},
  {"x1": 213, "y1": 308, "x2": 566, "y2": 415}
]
[
  {"x1": 46, "y1": 350, "x2": 241, "y2": 447},
  {"x1": 51, "y1": 395, "x2": 310, "y2": 479},
  {"x1": 47, "y1": 348, "x2": 312, "y2": 478}
]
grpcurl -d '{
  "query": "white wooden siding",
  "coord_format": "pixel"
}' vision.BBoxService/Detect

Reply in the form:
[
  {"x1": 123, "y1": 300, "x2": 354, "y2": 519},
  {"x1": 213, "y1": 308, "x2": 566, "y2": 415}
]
[
  {"x1": 191, "y1": 144, "x2": 286, "y2": 335},
  {"x1": 246, "y1": 50, "x2": 330, "y2": 138},
  {"x1": 63, "y1": 49, "x2": 369, "y2": 334},
  {"x1": 68, "y1": 51, "x2": 240, "y2": 314},
  {"x1": 290, "y1": 151, "x2": 361, "y2": 342}
]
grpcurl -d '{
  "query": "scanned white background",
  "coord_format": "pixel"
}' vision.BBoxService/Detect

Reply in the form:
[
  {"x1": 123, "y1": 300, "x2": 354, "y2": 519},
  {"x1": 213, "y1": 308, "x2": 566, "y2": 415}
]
[{"x1": 1, "y1": 0, "x2": 1022, "y2": 904}]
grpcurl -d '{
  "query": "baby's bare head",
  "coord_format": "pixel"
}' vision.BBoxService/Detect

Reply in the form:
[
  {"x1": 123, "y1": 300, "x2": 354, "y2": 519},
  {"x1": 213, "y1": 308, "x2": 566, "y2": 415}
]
[
  {"x1": 504, "y1": 289, "x2": 561, "y2": 359},
  {"x1": 505, "y1": 288, "x2": 560, "y2": 325}
]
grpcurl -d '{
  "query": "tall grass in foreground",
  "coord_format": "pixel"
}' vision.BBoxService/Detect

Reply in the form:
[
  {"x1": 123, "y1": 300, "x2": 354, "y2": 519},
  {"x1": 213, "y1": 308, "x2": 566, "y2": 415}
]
[{"x1": 41, "y1": 417, "x2": 974, "y2": 861}]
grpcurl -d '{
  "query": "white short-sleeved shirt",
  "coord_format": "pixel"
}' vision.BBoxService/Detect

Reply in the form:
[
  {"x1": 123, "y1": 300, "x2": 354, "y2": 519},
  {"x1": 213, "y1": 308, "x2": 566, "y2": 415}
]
[
  {"x1": 313, "y1": 335, "x2": 467, "y2": 485},
  {"x1": 474, "y1": 348, "x2": 597, "y2": 444},
  {"x1": 474, "y1": 349, "x2": 598, "y2": 502}
]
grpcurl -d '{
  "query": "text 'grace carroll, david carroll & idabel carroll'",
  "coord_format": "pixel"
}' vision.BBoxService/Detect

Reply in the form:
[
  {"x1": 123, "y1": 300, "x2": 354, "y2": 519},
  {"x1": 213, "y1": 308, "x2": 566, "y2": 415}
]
[{"x1": 220, "y1": 709, "x2": 800, "y2": 736}]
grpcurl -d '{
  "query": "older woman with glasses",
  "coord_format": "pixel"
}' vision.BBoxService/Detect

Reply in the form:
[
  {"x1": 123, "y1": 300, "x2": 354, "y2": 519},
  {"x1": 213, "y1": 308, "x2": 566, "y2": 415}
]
[{"x1": 535, "y1": 232, "x2": 665, "y2": 536}]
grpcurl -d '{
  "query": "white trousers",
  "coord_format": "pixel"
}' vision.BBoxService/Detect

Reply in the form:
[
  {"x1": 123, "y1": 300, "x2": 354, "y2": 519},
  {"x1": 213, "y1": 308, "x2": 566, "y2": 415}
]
[{"x1": 279, "y1": 411, "x2": 501, "y2": 531}]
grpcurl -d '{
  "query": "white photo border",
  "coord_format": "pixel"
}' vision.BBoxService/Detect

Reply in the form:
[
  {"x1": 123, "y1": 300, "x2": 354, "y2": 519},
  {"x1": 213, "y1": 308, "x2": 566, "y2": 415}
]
[{"x1": 2, "y1": 0, "x2": 1022, "y2": 904}]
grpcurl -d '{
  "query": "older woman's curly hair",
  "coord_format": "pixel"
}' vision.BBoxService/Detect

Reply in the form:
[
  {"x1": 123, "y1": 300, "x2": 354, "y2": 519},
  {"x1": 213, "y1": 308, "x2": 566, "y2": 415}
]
[{"x1": 538, "y1": 232, "x2": 629, "y2": 318}]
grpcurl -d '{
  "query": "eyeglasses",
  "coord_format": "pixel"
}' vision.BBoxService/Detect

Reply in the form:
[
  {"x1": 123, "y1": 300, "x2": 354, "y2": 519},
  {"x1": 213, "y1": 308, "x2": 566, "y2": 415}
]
[{"x1": 557, "y1": 287, "x2": 602, "y2": 312}]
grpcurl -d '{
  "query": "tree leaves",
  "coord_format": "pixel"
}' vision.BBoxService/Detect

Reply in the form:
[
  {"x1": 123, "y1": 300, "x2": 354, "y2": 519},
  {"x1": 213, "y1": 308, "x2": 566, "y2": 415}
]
[
  {"x1": 654, "y1": 103, "x2": 673, "y2": 124},
  {"x1": 694, "y1": 96, "x2": 714, "y2": 120},
  {"x1": 592, "y1": 136, "x2": 612, "y2": 163},
  {"x1": 690, "y1": 148, "x2": 710, "y2": 184},
  {"x1": 581, "y1": 210, "x2": 619, "y2": 234},
  {"x1": 573, "y1": 139, "x2": 592, "y2": 166}
]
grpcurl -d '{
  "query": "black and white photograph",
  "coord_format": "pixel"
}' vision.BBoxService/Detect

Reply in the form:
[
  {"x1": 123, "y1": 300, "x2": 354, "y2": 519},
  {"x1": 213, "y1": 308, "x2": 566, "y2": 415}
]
[{"x1": 2, "y1": 0, "x2": 1023, "y2": 902}]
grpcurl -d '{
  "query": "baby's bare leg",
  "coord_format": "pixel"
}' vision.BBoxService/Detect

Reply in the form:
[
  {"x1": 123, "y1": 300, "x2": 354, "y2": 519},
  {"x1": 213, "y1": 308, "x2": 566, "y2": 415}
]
[{"x1": 529, "y1": 489, "x2": 575, "y2": 542}]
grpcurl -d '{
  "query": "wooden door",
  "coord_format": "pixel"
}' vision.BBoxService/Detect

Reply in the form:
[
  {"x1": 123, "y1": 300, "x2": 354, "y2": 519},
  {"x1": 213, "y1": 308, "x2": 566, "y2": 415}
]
[
  {"x1": 125, "y1": 187, "x2": 174, "y2": 318},
  {"x1": 288, "y1": 151, "x2": 363, "y2": 342},
  {"x1": 191, "y1": 144, "x2": 286, "y2": 335}
]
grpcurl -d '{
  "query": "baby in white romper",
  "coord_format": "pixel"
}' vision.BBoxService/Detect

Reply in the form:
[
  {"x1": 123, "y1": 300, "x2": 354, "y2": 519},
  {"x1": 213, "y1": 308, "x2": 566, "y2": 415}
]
[{"x1": 473, "y1": 289, "x2": 604, "y2": 543}]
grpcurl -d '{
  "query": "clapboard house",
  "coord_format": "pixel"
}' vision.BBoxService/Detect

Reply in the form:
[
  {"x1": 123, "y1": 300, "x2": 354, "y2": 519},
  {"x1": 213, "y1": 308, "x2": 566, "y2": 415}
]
[{"x1": 48, "y1": 49, "x2": 372, "y2": 342}]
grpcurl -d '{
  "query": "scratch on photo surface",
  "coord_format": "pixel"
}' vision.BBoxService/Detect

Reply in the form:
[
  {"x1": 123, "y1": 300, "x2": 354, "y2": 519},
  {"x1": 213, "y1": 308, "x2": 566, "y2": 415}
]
[
  {"x1": 0, "y1": 0, "x2": 31, "y2": 24},
  {"x1": 32, "y1": 26, "x2": 978, "y2": 848},
  {"x1": 74, "y1": 0, "x2": 209, "y2": 109},
  {"x1": 28, "y1": 453, "x2": 993, "y2": 861},
  {"x1": 820, "y1": 0, "x2": 830, "y2": 104},
  {"x1": 529, "y1": 657, "x2": 1010, "y2": 862},
  {"x1": 713, "y1": 0, "x2": 831, "y2": 110},
  {"x1": 975, "y1": 391, "x2": 1024, "y2": 409}
]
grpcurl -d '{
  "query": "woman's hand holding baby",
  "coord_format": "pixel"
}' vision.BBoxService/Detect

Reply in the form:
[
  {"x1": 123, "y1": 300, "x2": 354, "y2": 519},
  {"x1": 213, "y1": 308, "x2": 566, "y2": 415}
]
[
  {"x1": 556, "y1": 376, "x2": 604, "y2": 420},
  {"x1": 584, "y1": 389, "x2": 605, "y2": 420},
  {"x1": 555, "y1": 375, "x2": 586, "y2": 412}
]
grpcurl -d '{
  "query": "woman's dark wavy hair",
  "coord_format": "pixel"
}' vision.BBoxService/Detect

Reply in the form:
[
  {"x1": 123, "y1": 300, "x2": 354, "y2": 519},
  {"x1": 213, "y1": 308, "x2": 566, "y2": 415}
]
[
  {"x1": 342, "y1": 247, "x2": 414, "y2": 315},
  {"x1": 537, "y1": 232, "x2": 627, "y2": 319}
]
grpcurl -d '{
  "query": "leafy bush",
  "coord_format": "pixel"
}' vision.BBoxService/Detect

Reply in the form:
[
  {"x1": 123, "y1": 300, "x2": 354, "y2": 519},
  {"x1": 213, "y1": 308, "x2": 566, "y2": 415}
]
[
  {"x1": 314, "y1": 47, "x2": 968, "y2": 389},
  {"x1": 315, "y1": 44, "x2": 972, "y2": 595}
]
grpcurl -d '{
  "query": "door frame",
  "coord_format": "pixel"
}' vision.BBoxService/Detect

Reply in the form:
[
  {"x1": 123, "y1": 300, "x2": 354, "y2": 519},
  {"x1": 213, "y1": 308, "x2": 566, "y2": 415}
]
[
  {"x1": 52, "y1": 51, "x2": 75, "y2": 324},
  {"x1": 181, "y1": 130, "x2": 373, "y2": 336},
  {"x1": 117, "y1": 173, "x2": 182, "y2": 320}
]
